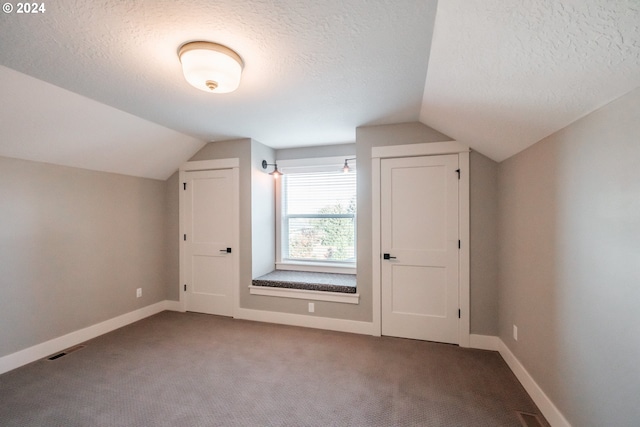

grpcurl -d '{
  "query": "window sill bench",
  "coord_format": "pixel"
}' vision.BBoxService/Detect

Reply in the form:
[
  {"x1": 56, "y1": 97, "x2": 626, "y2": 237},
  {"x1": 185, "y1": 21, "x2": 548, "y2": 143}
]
[{"x1": 250, "y1": 270, "x2": 358, "y2": 304}]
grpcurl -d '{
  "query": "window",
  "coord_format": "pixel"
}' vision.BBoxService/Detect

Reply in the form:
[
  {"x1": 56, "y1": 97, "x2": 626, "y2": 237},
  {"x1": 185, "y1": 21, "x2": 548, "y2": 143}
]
[{"x1": 277, "y1": 157, "x2": 356, "y2": 272}]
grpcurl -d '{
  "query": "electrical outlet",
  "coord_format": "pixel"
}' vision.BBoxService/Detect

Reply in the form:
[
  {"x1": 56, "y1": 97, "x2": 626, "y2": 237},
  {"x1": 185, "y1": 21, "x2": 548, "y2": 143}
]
[
  {"x1": 513, "y1": 325, "x2": 518, "y2": 341},
  {"x1": 308, "y1": 302, "x2": 314, "y2": 313},
  {"x1": 136, "y1": 288, "x2": 142, "y2": 298}
]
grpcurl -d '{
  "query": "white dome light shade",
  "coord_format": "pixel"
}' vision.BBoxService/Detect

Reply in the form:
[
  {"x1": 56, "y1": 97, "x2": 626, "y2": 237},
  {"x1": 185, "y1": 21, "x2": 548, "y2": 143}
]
[{"x1": 178, "y1": 42, "x2": 244, "y2": 93}]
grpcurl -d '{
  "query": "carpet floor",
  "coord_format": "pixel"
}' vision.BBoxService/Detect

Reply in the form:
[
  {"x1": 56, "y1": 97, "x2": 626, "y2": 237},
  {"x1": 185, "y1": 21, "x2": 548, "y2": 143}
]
[{"x1": 0, "y1": 311, "x2": 548, "y2": 426}]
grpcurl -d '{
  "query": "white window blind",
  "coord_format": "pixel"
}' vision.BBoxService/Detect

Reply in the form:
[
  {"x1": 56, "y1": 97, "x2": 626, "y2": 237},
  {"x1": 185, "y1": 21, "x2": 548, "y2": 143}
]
[{"x1": 281, "y1": 169, "x2": 356, "y2": 264}]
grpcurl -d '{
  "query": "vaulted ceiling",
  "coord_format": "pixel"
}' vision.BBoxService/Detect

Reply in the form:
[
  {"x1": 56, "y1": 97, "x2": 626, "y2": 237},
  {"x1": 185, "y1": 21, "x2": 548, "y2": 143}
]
[{"x1": 1, "y1": 0, "x2": 638, "y2": 179}]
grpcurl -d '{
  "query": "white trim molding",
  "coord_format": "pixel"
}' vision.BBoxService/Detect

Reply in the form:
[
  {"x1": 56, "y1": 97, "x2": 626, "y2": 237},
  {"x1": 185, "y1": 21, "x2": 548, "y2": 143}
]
[
  {"x1": 497, "y1": 339, "x2": 571, "y2": 427},
  {"x1": 372, "y1": 141, "x2": 469, "y2": 159},
  {"x1": 469, "y1": 334, "x2": 501, "y2": 351},
  {"x1": 276, "y1": 155, "x2": 355, "y2": 173},
  {"x1": 371, "y1": 140, "x2": 471, "y2": 346},
  {"x1": 274, "y1": 156, "x2": 358, "y2": 273},
  {"x1": 178, "y1": 158, "x2": 240, "y2": 315},
  {"x1": 371, "y1": 156, "x2": 382, "y2": 337},
  {"x1": 248, "y1": 285, "x2": 359, "y2": 304},
  {"x1": 164, "y1": 300, "x2": 183, "y2": 312},
  {"x1": 235, "y1": 307, "x2": 374, "y2": 336},
  {"x1": 0, "y1": 303, "x2": 569, "y2": 427},
  {"x1": 276, "y1": 262, "x2": 356, "y2": 275},
  {"x1": 180, "y1": 158, "x2": 239, "y2": 172},
  {"x1": 469, "y1": 335, "x2": 571, "y2": 427},
  {"x1": 0, "y1": 301, "x2": 175, "y2": 375},
  {"x1": 457, "y1": 151, "x2": 470, "y2": 346}
]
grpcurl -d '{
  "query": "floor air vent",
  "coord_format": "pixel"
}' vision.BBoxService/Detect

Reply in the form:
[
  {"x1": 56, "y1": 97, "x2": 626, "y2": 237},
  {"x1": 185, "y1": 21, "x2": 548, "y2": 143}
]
[
  {"x1": 47, "y1": 345, "x2": 86, "y2": 361},
  {"x1": 516, "y1": 411, "x2": 545, "y2": 427}
]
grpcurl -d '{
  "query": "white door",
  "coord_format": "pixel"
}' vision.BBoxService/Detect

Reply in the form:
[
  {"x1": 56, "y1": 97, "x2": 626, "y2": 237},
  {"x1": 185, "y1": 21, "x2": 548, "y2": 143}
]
[
  {"x1": 381, "y1": 154, "x2": 459, "y2": 344},
  {"x1": 183, "y1": 169, "x2": 236, "y2": 316}
]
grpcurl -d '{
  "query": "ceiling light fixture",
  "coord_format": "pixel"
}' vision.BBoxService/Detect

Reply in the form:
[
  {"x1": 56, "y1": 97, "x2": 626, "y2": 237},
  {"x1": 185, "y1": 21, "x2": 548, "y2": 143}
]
[
  {"x1": 178, "y1": 41, "x2": 244, "y2": 93},
  {"x1": 262, "y1": 160, "x2": 283, "y2": 178},
  {"x1": 342, "y1": 158, "x2": 356, "y2": 173}
]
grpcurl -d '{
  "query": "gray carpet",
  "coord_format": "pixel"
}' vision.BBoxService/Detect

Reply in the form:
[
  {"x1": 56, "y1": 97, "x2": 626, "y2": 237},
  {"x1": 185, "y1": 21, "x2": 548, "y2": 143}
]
[{"x1": 0, "y1": 311, "x2": 548, "y2": 426}]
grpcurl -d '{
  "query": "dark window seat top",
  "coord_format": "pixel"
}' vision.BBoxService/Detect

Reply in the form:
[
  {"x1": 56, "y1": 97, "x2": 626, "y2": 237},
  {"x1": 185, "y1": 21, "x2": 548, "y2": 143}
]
[{"x1": 252, "y1": 270, "x2": 356, "y2": 294}]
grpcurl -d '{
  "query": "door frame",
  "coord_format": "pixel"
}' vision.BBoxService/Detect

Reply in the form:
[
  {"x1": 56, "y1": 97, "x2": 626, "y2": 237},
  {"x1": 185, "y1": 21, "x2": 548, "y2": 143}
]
[
  {"x1": 179, "y1": 158, "x2": 240, "y2": 315},
  {"x1": 371, "y1": 142, "x2": 470, "y2": 347}
]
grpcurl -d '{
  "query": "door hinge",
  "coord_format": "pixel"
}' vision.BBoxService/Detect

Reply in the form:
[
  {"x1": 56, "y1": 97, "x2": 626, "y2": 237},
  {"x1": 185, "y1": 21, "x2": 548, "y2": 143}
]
[
  {"x1": 183, "y1": 182, "x2": 187, "y2": 190},
  {"x1": 458, "y1": 240, "x2": 461, "y2": 249},
  {"x1": 456, "y1": 169, "x2": 461, "y2": 179},
  {"x1": 184, "y1": 284, "x2": 187, "y2": 291},
  {"x1": 458, "y1": 309, "x2": 461, "y2": 319},
  {"x1": 183, "y1": 234, "x2": 187, "y2": 241}
]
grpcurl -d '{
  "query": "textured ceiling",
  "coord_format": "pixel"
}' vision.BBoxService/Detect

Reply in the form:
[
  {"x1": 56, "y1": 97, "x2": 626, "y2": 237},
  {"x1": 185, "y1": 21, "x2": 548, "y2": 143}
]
[
  {"x1": 1, "y1": 0, "x2": 639, "y2": 180},
  {"x1": 0, "y1": 1, "x2": 436, "y2": 157},
  {"x1": 420, "y1": 0, "x2": 640, "y2": 162}
]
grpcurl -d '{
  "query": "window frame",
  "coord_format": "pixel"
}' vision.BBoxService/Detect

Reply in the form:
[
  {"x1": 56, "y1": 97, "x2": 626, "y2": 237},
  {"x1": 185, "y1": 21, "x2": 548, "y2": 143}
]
[{"x1": 275, "y1": 156, "x2": 357, "y2": 274}]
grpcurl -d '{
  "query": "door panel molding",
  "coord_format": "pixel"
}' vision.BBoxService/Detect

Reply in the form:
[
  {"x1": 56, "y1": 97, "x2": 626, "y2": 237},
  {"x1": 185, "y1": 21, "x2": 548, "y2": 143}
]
[
  {"x1": 372, "y1": 141, "x2": 469, "y2": 158},
  {"x1": 179, "y1": 159, "x2": 240, "y2": 316},
  {"x1": 372, "y1": 142, "x2": 470, "y2": 347},
  {"x1": 381, "y1": 154, "x2": 459, "y2": 343},
  {"x1": 181, "y1": 158, "x2": 239, "y2": 172}
]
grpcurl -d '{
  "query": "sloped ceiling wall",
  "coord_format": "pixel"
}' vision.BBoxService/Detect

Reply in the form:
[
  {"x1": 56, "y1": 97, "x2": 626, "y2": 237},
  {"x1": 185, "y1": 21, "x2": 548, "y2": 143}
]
[
  {"x1": 420, "y1": 0, "x2": 640, "y2": 161},
  {"x1": 0, "y1": 66, "x2": 205, "y2": 180}
]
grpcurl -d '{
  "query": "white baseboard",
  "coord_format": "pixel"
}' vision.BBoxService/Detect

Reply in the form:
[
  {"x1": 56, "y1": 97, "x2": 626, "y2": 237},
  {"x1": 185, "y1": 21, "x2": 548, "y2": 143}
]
[
  {"x1": 497, "y1": 339, "x2": 571, "y2": 427},
  {"x1": 234, "y1": 307, "x2": 375, "y2": 336},
  {"x1": 0, "y1": 303, "x2": 570, "y2": 427},
  {"x1": 163, "y1": 300, "x2": 183, "y2": 312},
  {"x1": 0, "y1": 300, "x2": 172, "y2": 375},
  {"x1": 469, "y1": 334, "x2": 570, "y2": 427},
  {"x1": 469, "y1": 334, "x2": 501, "y2": 351}
]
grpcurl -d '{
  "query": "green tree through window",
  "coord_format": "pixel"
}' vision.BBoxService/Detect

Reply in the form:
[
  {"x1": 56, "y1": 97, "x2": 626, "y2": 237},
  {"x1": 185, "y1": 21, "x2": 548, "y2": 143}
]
[{"x1": 311, "y1": 199, "x2": 356, "y2": 260}]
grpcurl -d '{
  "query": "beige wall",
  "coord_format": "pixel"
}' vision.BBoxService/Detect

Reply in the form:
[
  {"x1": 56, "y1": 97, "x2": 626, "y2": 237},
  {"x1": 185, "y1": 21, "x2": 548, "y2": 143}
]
[
  {"x1": 175, "y1": 139, "x2": 373, "y2": 320},
  {"x1": 164, "y1": 171, "x2": 180, "y2": 301},
  {"x1": 173, "y1": 123, "x2": 501, "y2": 332},
  {"x1": 251, "y1": 140, "x2": 276, "y2": 279},
  {"x1": 355, "y1": 122, "x2": 454, "y2": 322},
  {"x1": 469, "y1": 151, "x2": 499, "y2": 335},
  {"x1": 0, "y1": 156, "x2": 167, "y2": 358},
  {"x1": 245, "y1": 143, "x2": 368, "y2": 319},
  {"x1": 1, "y1": 121, "x2": 499, "y2": 359},
  {"x1": 276, "y1": 143, "x2": 356, "y2": 161},
  {"x1": 186, "y1": 139, "x2": 254, "y2": 308},
  {"x1": 355, "y1": 122, "x2": 500, "y2": 333},
  {"x1": 497, "y1": 88, "x2": 640, "y2": 426}
]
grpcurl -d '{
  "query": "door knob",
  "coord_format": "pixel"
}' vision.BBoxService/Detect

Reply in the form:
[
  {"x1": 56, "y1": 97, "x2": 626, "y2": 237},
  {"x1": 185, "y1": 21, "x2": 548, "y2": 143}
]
[
  {"x1": 220, "y1": 248, "x2": 232, "y2": 253},
  {"x1": 383, "y1": 253, "x2": 396, "y2": 260}
]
